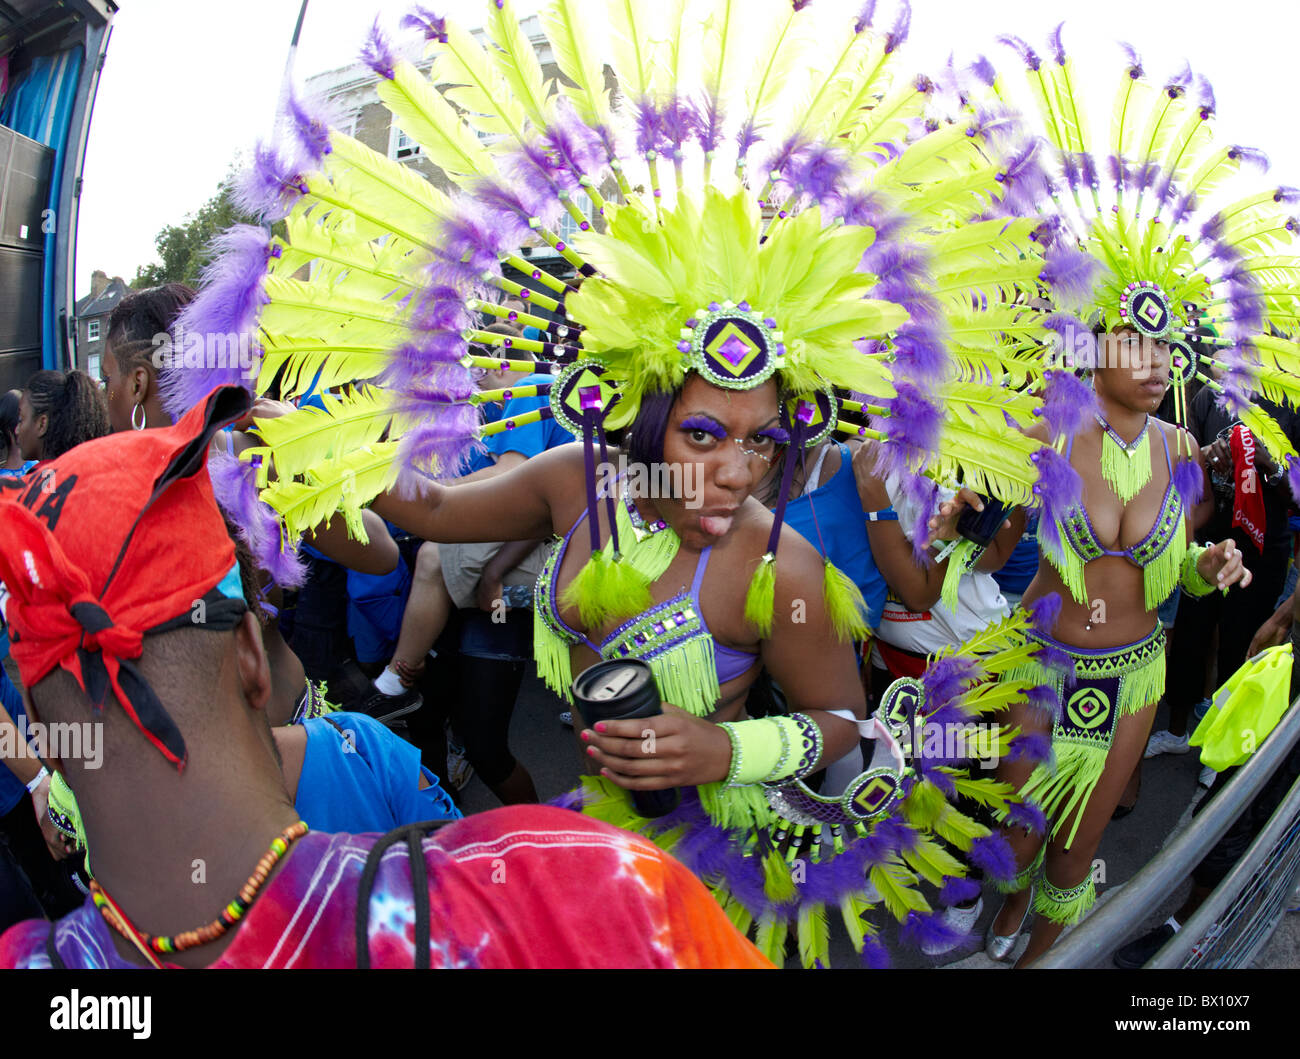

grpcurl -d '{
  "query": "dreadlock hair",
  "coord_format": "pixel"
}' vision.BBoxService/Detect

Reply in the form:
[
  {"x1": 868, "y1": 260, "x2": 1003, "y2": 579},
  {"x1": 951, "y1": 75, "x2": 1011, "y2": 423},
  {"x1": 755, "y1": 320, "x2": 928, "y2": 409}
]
[
  {"x1": 107, "y1": 283, "x2": 196, "y2": 377},
  {"x1": 0, "y1": 389, "x2": 21, "y2": 464},
  {"x1": 23, "y1": 370, "x2": 110, "y2": 460}
]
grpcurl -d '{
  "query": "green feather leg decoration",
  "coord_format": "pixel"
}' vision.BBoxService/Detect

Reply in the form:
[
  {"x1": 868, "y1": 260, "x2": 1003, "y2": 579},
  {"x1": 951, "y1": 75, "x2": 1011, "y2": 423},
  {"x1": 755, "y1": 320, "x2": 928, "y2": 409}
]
[
  {"x1": 745, "y1": 552, "x2": 777, "y2": 637},
  {"x1": 763, "y1": 848, "x2": 797, "y2": 904},
  {"x1": 755, "y1": 913, "x2": 789, "y2": 966},
  {"x1": 823, "y1": 560, "x2": 871, "y2": 641},
  {"x1": 1099, "y1": 424, "x2": 1152, "y2": 502},
  {"x1": 939, "y1": 538, "x2": 980, "y2": 613},
  {"x1": 796, "y1": 903, "x2": 830, "y2": 969}
]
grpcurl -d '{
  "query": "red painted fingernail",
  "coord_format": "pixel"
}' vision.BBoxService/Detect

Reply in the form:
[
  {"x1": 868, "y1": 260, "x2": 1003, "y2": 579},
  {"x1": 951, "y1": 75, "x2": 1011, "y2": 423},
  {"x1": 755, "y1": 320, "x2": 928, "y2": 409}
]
[
  {"x1": 586, "y1": 746, "x2": 598, "y2": 757},
  {"x1": 594, "y1": 722, "x2": 607, "y2": 733},
  {"x1": 580, "y1": 730, "x2": 591, "y2": 742}
]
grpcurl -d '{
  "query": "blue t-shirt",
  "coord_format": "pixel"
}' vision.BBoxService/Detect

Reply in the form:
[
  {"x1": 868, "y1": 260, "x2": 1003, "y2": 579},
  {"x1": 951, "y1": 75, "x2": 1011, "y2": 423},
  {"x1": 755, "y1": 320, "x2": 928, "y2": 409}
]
[
  {"x1": 992, "y1": 513, "x2": 1041, "y2": 596},
  {"x1": 781, "y1": 442, "x2": 888, "y2": 630},
  {"x1": 295, "y1": 711, "x2": 460, "y2": 833},
  {"x1": 487, "y1": 372, "x2": 574, "y2": 459}
]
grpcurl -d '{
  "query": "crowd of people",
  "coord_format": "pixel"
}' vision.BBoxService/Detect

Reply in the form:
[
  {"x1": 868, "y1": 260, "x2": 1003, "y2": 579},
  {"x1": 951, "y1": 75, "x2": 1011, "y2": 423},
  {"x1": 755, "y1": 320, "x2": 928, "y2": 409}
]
[{"x1": 1, "y1": 2, "x2": 1299, "y2": 971}]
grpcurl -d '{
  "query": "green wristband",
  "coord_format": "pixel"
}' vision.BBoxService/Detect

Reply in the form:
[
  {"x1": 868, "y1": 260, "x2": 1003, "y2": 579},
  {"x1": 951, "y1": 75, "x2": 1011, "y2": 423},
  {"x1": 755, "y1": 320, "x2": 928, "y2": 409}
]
[
  {"x1": 1180, "y1": 544, "x2": 1215, "y2": 597},
  {"x1": 718, "y1": 718, "x2": 787, "y2": 786}
]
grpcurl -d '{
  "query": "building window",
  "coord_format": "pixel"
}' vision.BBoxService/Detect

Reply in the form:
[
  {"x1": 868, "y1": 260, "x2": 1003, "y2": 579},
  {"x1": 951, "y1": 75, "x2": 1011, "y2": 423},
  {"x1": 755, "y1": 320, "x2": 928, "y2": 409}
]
[
  {"x1": 390, "y1": 125, "x2": 421, "y2": 161},
  {"x1": 87, "y1": 354, "x2": 101, "y2": 383},
  {"x1": 87, "y1": 319, "x2": 101, "y2": 343},
  {"x1": 555, "y1": 196, "x2": 595, "y2": 243}
]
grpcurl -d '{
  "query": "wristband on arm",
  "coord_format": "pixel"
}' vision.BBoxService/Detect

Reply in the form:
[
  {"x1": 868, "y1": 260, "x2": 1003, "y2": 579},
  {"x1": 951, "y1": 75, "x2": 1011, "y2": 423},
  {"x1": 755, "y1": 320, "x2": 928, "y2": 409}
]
[
  {"x1": 1180, "y1": 543, "x2": 1216, "y2": 597},
  {"x1": 719, "y1": 714, "x2": 823, "y2": 786}
]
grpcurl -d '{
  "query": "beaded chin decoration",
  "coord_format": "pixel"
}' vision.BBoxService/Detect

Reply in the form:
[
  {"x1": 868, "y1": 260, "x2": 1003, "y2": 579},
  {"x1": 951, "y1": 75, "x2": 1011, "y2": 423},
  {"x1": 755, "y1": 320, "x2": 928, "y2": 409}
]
[
  {"x1": 170, "y1": 0, "x2": 1094, "y2": 638},
  {"x1": 989, "y1": 25, "x2": 1300, "y2": 514}
]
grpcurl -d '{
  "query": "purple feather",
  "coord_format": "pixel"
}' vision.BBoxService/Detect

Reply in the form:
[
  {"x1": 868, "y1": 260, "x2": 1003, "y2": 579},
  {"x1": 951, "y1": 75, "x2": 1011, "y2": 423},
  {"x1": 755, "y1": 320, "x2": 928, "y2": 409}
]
[
  {"x1": 549, "y1": 787, "x2": 587, "y2": 812},
  {"x1": 1007, "y1": 729, "x2": 1054, "y2": 765},
  {"x1": 1028, "y1": 591, "x2": 1062, "y2": 635},
  {"x1": 1173, "y1": 457, "x2": 1205, "y2": 509},
  {"x1": 1023, "y1": 685, "x2": 1061, "y2": 721},
  {"x1": 1287, "y1": 457, "x2": 1300, "y2": 506},
  {"x1": 466, "y1": 178, "x2": 550, "y2": 243},
  {"x1": 233, "y1": 143, "x2": 307, "y2": 221},
  {"x1": 901, "y1": 472, "x2": 940, "y2": 564},
  {"x1": 543, "y1": 98, "x2": 607, "y2": 181},
  {"x1": 1164, "y1": 63, "x2": 1192, "y2": 99},
  {"x1": 1196, "y1": 75, "x2": 1216, "y2": 118},
  {"x1": 207, "y1": 447, "x2": 306, "y2": 589},
  {"x1": 1039, "y1": 243, "x2": 1101, "y2": 308},
  {"x1": 400, "y1": 5, "x2": 448, "y2": 42},
  {"x1": 634, "y1": 98, "x2": 667, "y2": 157},
  {"x1": 1041, "y1": 368, "x2": 1098, "y2": 438},
  {"x1": 1119, "y1": 42, "x2": 1143, "y2": 79},
  {"x1": 995, "y1": 142, "x2": 1052, "y2": 217},
  {"x1": 659, "y1": 95, "x2": 701, "y2": 153},
  {"x1": 861, "y1": 934, "x2": 891, "y2": 968},
  {"x1": 361, "y1": 18, "x2": 397, "y2": 80},
  {"x1": 1049, "y1": 22, "x2": 1067, "y2": 66},
  {"x1": 1004, "y1": 800, "x2": 1048, "y2": 834},
  {"x1": 1031, "y1": 444, "x2": 1082, "y2": 528},
  {"x1": 891, "y1": 323, "x2": 948, "y2": 384},
  {"x1": 884, "y1": 1, "x2": 911, "y2": 53},
  {"x1": 852, "y1": 0, "x2": 878, "y2": 34},
  {"x1": 785, "y1": 142, "x2": 852, "y2": 211},
  {"x1": 1106, "y1": 154, "x2": 1130, "y2": 192},
  {"x1": 1034, "y1": 642, "x2": 1075, "y2": 681},
  {"x1": 901, "y1": 909, "x2": 974, "y2": 954},
  {"x1": 1041, "y1": 311, "x2": 1091, "y2": 369},
  {"x1": 938, "y1": 875, "x2": 981, "y2": 906},
  {"x1": 882, "y1": 381, "x2": 942, "y2": 461},
  {"x1": 998, "y1": 34, "x2": 1041, "y2": 71},
  {"x1": 967, "y1": 833, "x2": 1016, "y2": 883},
  {"x1": 395, "y1": 404, "x2": 484, "y2": 488},
  {"x1": 161, "y1": 225, "x2": 272, "y2": 419},
  {"x1": 873, "y1": 817, "x2": 917, "y2": 854},
  {"x1": 922, "y1": 655, "x2": 981, "y2": 712},
  {"x1": 970, "y1": 54, "x2": 997, "y2": 87},
  {"x1": 285, "y1": 94, "x2": 333, "y2": 167}
]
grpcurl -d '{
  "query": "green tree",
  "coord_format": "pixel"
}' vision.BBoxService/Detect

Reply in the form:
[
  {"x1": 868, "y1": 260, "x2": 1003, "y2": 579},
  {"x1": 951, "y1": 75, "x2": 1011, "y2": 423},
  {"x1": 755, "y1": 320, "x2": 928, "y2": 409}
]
[{"x1": 130, "y1": 165, "x2": 261, "y2": 288}]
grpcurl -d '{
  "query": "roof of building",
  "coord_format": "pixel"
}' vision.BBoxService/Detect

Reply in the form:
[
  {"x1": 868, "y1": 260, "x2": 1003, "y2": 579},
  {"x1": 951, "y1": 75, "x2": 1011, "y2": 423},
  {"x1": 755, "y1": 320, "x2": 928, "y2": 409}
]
[{"x1": 75, "y1": 276, "x2": 134, "y2": 320}]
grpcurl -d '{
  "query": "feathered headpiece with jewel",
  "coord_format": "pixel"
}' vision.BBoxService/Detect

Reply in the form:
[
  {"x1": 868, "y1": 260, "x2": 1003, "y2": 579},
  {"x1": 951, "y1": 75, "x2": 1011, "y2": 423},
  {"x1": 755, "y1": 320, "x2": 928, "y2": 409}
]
[
  {"x1": 168, "y1": 0, "x2": 1090, "y2": 634},
  {"x1": 988, "y1": 25, "x2": 1300, "y2": 506}
]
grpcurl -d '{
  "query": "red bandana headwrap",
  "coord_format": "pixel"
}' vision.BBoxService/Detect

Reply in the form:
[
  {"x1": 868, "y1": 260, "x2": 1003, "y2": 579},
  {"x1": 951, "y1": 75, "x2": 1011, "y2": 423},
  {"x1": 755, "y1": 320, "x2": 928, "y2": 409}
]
[{"x1": 0, "y1": 386, "x2": 252, "y2": 769}]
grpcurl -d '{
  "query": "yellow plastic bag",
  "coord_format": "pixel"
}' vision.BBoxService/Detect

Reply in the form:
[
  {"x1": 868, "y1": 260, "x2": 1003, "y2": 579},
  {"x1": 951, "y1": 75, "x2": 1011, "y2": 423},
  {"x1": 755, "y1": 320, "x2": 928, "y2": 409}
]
[{"x1": 1189, "y1": 644, "x2": 1293, "y2": 771}]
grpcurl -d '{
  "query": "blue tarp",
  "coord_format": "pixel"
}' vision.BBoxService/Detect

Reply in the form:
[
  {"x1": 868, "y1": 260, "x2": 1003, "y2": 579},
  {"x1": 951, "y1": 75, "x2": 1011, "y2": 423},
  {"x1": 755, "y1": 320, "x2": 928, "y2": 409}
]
[{"x1": 1, "y1": 48, "x2": 85, "y2": 369}]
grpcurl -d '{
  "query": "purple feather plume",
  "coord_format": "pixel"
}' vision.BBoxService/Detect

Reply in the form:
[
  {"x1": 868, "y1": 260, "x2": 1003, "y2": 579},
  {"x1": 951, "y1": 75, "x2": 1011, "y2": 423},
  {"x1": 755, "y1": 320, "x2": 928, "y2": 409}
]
[
  {"x1": 1028, "y1": 591, "x2": 1062, "y2": 635},
  {"x1": 361, "y1": 18, "x2": 398, "y2": 80},
  {"x1": 550, "y1": 787, "x2": 587, "y2": 812},
  {"x1": 285, "y1": 93, "x2": 333, "y2": 167},
  {"x1": 1004, "y1": 799, "x2": 1049, "y2": 834},
  {"x1": 1030, "y1": 444, "x2": 1082, "y2": 533},
  {"x1": 543, "y1": 97, "x2": 607, "y2": 181},
  {"x1": 1049, "y1": 22, "x2": 1067, "y2": 66},
  {"x1": 161, "y1": 224, "x2": 272, "y2": 419},
  {"x1": 1173, "y1": 457, "x2": 1205, "y2": 509},
  {"x1": 1119, "y1": 42, "x2": 1143, "y2": 79},
  {"x1": 901, "y1": 909, "x2": 974, "y2": 954},
  {"x1": 1039, "y1": 242, "x2": 1101, "y2": 309},
  {"x1": 998, "y1": 34, "x2": 1041, "y2": 71},
  {"x1": 207, "y1": 447, "x2": 306, "y2": 589},
  {"x1": 400, "y1": 5, "x2": 448, "y2": 42},
  {"x1": 884, "y1": 1, "x2": 911, "y2": 53},
  {"x1": 1023, "y1": 685, "x2": 1061, "y2": 721},
  {"x1": 922, "y1": 655, "x2": 981, "y2": 713},
  {"x1": 881, "y1": 381, "x2": 942, "y2": 467},
  {"x1": 967, "y1": 833, "x2": 1016, "y2": 883},
  {"x1": 1007, "y1": 730, "x2": 1054, "y2": 766},
  {"x1": 394, "y1": 404, "x2": 484, "y2": 492},
  {"x1": 852, "y1": 0, "x2": 878, "y2": 34},
  {"x1": 970, "y1": 54, "x2": 997, "y2": 87},
  {"x1": 1041, "y1": 367, "x2": 1099, "y2": 438},
  {"x1": 902, "y1": 472, "x2": 941, "y2": 564},
  {"x1": 784, "y1": 142, "x2": 852, "y2": 212},
  {"x1": 1034, "y1": 642, "x2": 1075, "y2": 681},
  {"x1": 861, "y1": 934, "x2": 891, "y2": 968},
  {"x1": 233, "y1": 143, "x2": 307, "y2": 221},
  {"x1": 938, "y1": 875, "x2": 981, "y2": 906}
]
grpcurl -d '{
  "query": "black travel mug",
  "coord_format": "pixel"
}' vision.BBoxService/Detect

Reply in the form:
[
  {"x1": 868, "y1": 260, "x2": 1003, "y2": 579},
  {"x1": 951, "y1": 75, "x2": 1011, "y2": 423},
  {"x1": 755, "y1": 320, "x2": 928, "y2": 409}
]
[
  {"x1": 571, "y1": 658, "x2": 681, "y2": 818},
  {"x1": 956, "y1": 493, "x2": 1013, "y2": 548}
]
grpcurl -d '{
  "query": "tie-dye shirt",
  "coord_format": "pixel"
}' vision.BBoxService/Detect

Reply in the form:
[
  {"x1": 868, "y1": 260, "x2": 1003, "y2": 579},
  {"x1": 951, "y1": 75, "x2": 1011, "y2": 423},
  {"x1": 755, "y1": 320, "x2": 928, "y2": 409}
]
[{"x1": 0, "y1": 806, "x2": 771, "y2": 969}]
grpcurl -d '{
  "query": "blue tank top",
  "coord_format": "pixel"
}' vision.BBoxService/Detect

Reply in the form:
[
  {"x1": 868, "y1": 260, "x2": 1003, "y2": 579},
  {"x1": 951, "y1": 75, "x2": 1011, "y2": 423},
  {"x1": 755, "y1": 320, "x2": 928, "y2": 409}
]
[{"x1": 780, "y1": 442, "x2": 887, "y2": 630}]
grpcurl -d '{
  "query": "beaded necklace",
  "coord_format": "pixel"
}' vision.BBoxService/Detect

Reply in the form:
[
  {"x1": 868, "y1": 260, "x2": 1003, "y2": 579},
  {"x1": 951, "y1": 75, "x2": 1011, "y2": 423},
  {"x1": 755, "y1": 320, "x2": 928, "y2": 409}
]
[
  {"x1": 90, "y1": 820, "x2": 308, "y2": 965},
  {"x1": 1096, "y1": 412, "x2": 1152, "y2": 503}
]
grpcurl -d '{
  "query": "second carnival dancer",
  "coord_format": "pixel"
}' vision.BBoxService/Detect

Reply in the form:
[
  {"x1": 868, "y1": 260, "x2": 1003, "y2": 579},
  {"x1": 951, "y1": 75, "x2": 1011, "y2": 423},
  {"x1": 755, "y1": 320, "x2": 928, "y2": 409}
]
[
  {"x1": 166, "y1": 2, "x2": 1188, "y2": 965},
  {"x1": 953, "y1": 28, "x2": 1300, "y2": 964}
]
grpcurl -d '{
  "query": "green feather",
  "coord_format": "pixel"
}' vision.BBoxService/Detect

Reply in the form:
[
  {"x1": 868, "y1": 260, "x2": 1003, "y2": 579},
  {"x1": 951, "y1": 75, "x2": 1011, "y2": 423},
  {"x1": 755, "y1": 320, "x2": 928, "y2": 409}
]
[
  {"x1": 558, "y1": 550, "x2": 611, "y2": 628},
  {"x1": 823, "y1": 559, "x2": 871, "y2": 642},
  {"x1": 744, "y1": 553, "x2": 776, "y2": 637}
]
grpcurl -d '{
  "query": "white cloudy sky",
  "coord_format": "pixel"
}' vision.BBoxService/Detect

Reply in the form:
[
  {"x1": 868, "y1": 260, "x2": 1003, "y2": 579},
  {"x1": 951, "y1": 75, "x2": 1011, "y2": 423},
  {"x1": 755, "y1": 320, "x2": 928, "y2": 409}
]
[{"x1": 77, "y1": 0, "x2": 1299, "y2": 294}]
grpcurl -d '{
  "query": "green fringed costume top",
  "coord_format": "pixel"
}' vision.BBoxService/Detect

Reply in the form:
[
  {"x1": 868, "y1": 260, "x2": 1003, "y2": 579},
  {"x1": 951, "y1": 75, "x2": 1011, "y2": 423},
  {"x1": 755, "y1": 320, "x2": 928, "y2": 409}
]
[{"x1": 1045, "y1": 425, "x2": 1188, "y2": 610}]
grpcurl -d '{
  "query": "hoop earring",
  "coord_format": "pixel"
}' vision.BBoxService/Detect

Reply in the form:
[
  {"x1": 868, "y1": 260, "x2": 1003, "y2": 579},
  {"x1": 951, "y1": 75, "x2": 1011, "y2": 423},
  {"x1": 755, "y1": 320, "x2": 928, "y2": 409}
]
[{"x1": 131, "y1": 404, "x2": 146, "y2": 431}]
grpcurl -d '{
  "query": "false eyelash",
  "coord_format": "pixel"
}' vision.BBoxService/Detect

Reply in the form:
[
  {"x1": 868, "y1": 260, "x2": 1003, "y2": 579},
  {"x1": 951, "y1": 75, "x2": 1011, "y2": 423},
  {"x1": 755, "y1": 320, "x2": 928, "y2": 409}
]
[
  {"x1": 680, "y1": 415, "x2": 727, "y2": 440},
  {"x1": 758, "y1": 427, "x2": 791, "y2": 445}
]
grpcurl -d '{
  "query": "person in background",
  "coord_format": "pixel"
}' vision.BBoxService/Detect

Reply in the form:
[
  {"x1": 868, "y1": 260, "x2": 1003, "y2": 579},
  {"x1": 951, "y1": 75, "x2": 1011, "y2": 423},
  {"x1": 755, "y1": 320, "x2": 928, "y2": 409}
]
[
  {"x1": 16, "y1": 369, "x2": 108, "y2": 463},
  {"x1": 100, "y1": 283, "x2": 195, "y2": 432},
  {"x1": 0, "y1": 391, "x2": 35, "y2": 478}
]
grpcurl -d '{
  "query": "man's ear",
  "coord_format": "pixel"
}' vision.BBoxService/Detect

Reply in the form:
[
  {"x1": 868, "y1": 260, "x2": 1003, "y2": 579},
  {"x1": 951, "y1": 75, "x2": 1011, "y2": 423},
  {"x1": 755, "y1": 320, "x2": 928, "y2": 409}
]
[{"x1": 232, "y1": 611, "x2": 272, "y2": 713}]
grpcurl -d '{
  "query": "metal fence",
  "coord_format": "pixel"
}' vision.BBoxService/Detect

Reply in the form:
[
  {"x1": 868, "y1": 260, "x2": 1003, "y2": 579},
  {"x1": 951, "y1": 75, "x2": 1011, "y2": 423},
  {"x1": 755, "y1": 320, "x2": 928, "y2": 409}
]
[{"x1": 1034, "y1": 694, "x2": 1300, "y2": 969}]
